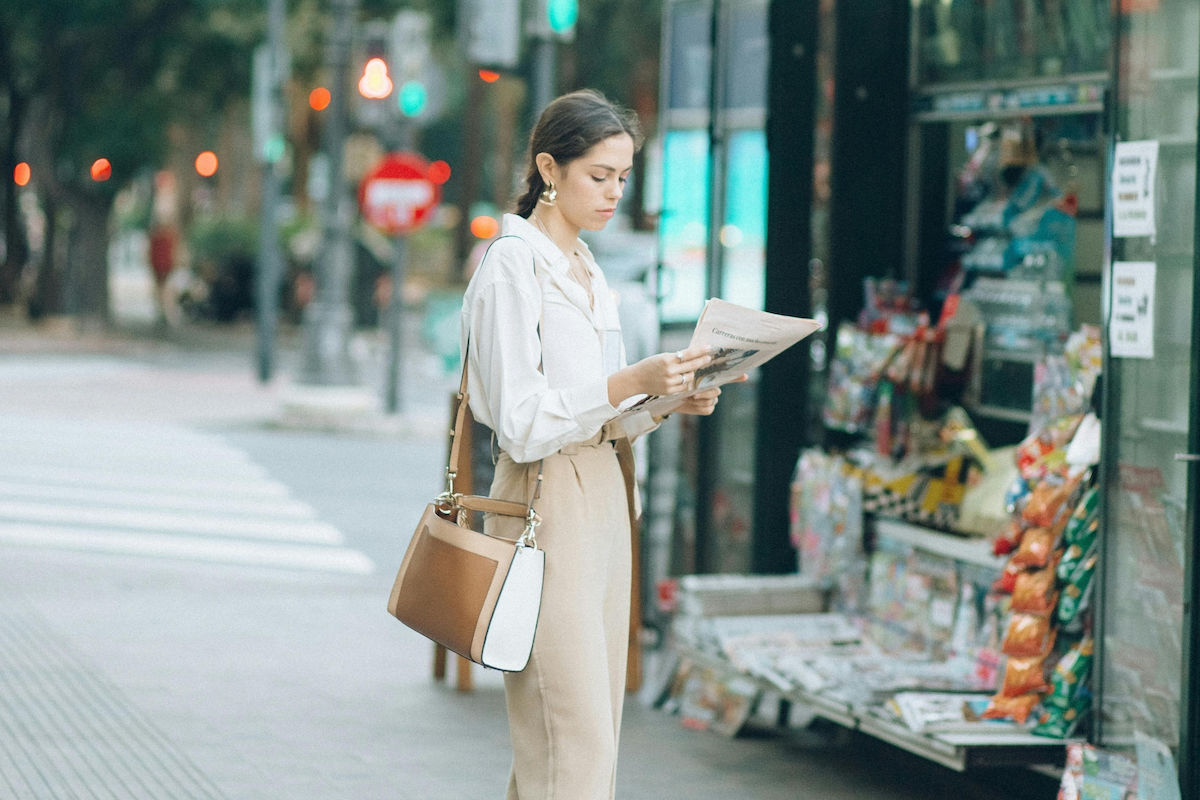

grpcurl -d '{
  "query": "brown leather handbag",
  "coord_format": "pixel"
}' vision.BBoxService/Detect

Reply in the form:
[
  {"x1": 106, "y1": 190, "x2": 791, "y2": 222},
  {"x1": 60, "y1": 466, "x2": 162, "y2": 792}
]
[{"x1": 386, "y1": 357, "x2": 545, "y2": 672}]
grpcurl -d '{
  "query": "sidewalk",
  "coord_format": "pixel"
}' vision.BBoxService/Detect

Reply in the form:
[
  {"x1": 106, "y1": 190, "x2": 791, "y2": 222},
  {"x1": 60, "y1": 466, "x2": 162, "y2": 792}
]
[{"x1": 0, "y1": 314, "x2": 1059, "y2": 799}]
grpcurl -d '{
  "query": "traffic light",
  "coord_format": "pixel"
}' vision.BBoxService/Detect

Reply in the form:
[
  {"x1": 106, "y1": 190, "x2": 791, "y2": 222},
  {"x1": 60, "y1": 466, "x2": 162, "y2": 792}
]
[
  {"x1": 546, "y1": 0, "x2": 578, "y2": 36},
  {"x1": 397, "y1": 80, "x2": 427, "y2": 116},
  {"x1": 529, "y1": 0, "x2": 577, "y2": 41},
  {"x1": 358, "y1": 57, "x2": 394, "y2": 99},
  {"x1": 90, "y1": 158, "x2": 112, "y2": 182},
  {"x1": 390, "y1": 10, "x2": 433, "y2": 119}
]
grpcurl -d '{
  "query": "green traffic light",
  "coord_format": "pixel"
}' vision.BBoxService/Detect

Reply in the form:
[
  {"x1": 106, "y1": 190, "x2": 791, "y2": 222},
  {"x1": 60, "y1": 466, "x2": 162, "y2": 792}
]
[
  {"x1": 547, "y1": 0, "x2": 578, "y2": 34},
  {"x1": 262, "y1": 135, "x2": 286, "y2": 164},
  {"x1": 398, "y1": 80, "x2": 427, "y2": 117}
]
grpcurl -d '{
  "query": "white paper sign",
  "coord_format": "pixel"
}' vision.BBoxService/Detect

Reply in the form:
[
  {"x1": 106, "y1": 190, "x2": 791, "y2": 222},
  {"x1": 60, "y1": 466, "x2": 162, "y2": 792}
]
[
  {"x1": 1110, "y1": 261, "x2": 1156, "y2": 359},
  {"x1": 1112, "y1": 140, "x2": 1158, "y2": 238}
]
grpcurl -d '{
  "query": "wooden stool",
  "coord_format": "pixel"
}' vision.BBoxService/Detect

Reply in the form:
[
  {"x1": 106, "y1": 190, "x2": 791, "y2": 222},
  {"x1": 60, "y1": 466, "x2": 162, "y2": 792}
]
[{"x1": 432, "y1": 391, "x2": 477, "y2": 692}]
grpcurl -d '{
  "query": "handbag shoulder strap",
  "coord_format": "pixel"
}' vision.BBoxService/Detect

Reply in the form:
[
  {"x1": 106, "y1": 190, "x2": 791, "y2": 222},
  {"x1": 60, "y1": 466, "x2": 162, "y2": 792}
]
[{"x1": 447, "y1": 235, "x2": 544, "y2": 522}]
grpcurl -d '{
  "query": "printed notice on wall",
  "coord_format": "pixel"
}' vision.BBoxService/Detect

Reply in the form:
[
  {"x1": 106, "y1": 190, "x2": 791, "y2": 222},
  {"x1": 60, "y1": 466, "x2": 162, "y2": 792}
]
[
  {"x1": 1112, "y1": 140, "x2": 1158, "y2": 238},
  {"x1": 1110, "y1": 261, "x2": 1156, "y2": 359}
]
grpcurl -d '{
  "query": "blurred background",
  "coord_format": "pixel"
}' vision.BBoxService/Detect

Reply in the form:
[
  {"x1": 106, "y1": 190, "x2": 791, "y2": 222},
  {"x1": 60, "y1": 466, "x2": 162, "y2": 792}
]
[{"x1": 3, "y1": 2, "x2": 1200, "y2": 797}]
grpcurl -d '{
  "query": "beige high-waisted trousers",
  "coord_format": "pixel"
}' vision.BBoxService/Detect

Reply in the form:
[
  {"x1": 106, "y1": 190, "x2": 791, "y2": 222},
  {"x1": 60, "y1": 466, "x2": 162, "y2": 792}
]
[{"x1": 486, "y1": 434, "x2": 632, "y2": 800}]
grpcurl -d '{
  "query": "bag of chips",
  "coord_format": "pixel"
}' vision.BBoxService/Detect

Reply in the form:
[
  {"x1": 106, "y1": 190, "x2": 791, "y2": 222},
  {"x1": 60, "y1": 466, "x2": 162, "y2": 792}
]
[
  {"x1": 1009, "y1": 526, "x2": 1059, "y2": 569},
  {"x1": 1056, "y1": 524, "x2": 1097, "y2": 583},
  {"x1": 1032, "y1": 690, "x2": 1090, "y2": 739},
  {"x1": 983, "y1": 691, "x2": 1041, "y2": 724},
  {"x1": 1002, "y1": 613, "x2": 1057, "y2": 658},
  {"x1": 1000, "y1": 653, "x2": 1051, "y2": 697},
  {"x1": 1044, "y1": 637, "x2": 1094, "y2": 709},
  {"x1": 1057, "y1": 553, "x2": 1098, "y2": 627},
  {"x1": 1011, "y1": 562, "x2": 1059, "y2": 616},
  {"x1": 1061, "y1": 486, "x2": 1099, "y2": 545}
]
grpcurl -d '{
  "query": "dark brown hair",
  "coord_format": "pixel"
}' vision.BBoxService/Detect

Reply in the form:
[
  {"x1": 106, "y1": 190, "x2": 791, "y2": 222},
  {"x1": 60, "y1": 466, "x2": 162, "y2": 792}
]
[{"x1": 514, "y1": 89, "x2": 643, "y2": 218}]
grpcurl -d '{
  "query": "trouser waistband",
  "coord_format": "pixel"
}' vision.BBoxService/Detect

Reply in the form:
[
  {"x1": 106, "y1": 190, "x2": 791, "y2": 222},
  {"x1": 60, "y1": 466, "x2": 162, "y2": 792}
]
[{"x1": 558, "y1": 426, "x2": 619, "y2": 455}]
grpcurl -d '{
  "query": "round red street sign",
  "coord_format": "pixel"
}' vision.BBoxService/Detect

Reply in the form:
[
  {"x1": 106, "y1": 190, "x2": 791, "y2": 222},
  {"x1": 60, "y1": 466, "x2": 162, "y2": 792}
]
[{"x1": 358, "y1": 152, "x2": 441, "y2": 235}]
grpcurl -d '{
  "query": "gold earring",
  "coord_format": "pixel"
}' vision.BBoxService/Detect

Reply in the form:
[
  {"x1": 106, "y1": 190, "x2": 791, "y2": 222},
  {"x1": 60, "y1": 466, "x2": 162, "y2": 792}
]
[{"x1": 538, "y1": 181, "x2": 557, "y2": 205}]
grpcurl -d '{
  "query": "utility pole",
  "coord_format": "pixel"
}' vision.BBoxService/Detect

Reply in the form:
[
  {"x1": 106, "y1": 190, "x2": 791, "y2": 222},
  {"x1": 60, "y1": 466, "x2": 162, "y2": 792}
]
[
  {"x1": 253, "y1": 0, "x2": 288, "y2": 383},
  {"x1": 299, "y1": 0, "x2": 360, "y2": 386},
  {"x1": 528, "y1": 0, "x2": 577, "y2": 117}
]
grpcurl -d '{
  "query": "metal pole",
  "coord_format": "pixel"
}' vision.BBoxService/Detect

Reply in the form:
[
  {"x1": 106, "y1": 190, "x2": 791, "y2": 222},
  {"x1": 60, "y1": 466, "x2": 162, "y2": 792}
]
[
  {"x1": 255, "y1": 0, "x2": 286, "y2": 383},
  {"x1": 385, "y1": 234, "x2": 407, "y2": 413},
  {"x1": 300, "y1": 0, "x2": 360, "y2": 386},
  {"x1": 531, "y1": 36, "x2": 556, "y2": 118}
]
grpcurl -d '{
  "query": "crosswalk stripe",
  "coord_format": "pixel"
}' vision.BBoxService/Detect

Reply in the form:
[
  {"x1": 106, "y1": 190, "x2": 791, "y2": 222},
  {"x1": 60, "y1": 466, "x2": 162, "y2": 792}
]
[
  {"x1": 0, "y1": 417, "x2": 374, "y2": 573},
  {"x1": 0, "y1": 500, "x2": 341, "y2": 544},
  {"x1": 2, "y1": 442, "x2": 271, "y2": 481},
  {"x1": 0, "y1": 480, "x2": 317, "y2": 519},
  {"x1": 0, "y1": 523, "x2": 373, "y2": 574},
  {"x1": 0, "y1": 464, "x2": 291, "y2": 498}
]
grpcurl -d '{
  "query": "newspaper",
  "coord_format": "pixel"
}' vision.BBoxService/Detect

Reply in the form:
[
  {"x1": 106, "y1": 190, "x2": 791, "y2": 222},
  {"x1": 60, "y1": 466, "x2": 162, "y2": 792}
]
[{"x1": 617, "y1": 298, "x2": 822, "y2": 422}]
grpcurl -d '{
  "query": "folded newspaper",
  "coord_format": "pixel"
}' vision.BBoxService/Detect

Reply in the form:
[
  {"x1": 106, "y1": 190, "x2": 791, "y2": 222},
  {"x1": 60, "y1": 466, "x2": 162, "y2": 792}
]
[{"x1": 617, "y1": 298, "x2": 822, "y2": 422}]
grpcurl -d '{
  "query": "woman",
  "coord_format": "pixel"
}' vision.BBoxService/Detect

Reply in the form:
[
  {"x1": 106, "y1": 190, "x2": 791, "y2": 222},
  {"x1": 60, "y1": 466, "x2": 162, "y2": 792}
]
[{"x1": 460, "y1": 89, "x2": 727, "y2": 799}]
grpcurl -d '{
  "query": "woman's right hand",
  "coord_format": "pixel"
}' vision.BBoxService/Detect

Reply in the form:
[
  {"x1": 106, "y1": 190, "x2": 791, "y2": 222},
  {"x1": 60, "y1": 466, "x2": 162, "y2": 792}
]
[{"x1": 608, "y1": 346, "x2": 713, "y2": 407}]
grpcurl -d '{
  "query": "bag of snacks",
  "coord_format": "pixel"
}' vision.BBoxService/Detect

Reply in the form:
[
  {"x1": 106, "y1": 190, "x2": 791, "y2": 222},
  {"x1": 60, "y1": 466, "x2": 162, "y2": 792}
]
[
  {"x1": 1000, "y1": 653, "x2": 1051, "y2": 697},
  {"x1": 1002, "y1": 613, "x2": 1057, "y2": 658},
  {"x1": 1009, "y1": 526, "x2": 1059, "y2": 569},
  {"x1": 983, "y1": 691, "x2": 1041, "y2": 724},
  {"x1": 1011, "y1": 562, "x2": 1059, "y2": 616},
  {"x1": 1057, "y1": 554, "x2": 1098, "y2": 627}
]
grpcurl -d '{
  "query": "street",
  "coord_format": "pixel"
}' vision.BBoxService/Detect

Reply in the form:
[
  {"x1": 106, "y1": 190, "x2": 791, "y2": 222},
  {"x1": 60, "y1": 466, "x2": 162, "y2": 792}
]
[{"x1": 0, "y1": 321, "x2": 1058, "y2": 799}]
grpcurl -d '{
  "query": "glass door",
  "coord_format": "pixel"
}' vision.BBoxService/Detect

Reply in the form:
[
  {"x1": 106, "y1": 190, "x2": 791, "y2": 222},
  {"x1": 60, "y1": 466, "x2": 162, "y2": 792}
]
[{"x1": 1097, "y1": 0, "x2": 1199, "y2": 787}]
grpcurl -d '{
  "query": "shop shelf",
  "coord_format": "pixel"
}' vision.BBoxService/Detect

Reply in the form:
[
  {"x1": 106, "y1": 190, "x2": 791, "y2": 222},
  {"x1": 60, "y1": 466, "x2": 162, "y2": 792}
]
[{"x1": 871, "y1": 517, "x2": 1005, "y2": 570}]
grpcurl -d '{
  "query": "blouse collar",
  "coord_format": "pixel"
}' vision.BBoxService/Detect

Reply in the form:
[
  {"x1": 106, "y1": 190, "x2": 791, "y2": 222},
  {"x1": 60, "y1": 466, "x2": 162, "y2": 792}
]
[{"x1": 501, "y1": 213, "x2": 595, "y2": 278}]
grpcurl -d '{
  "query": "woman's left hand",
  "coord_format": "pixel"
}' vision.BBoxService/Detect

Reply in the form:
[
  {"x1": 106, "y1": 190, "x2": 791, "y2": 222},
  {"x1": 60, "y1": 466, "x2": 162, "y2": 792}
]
[{"x1": 675, "y1": 374, "x2": 748, "y2": 416}]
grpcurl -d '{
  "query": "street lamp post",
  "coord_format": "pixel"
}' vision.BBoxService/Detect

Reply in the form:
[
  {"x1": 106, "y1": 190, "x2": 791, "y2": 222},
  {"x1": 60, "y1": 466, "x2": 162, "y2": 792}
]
[{"x1": 299, "y1": 0, "x2": 360, "y2": 386}]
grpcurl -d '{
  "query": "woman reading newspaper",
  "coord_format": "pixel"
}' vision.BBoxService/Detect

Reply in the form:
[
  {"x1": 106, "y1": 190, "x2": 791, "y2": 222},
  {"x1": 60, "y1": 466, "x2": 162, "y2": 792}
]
[{"x1": 459, "y1": 90, "x2": 729, "y2": 800}]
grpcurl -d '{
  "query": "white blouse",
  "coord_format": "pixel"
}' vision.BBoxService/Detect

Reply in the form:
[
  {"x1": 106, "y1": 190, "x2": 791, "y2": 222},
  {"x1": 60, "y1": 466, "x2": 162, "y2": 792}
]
[{"x1": 460, "y1": 214, "x2": 656, "y2": 463}]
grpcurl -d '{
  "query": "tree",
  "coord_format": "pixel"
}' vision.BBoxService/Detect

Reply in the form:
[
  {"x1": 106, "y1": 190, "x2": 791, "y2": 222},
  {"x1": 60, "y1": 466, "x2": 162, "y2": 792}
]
[{"x1": 2, "y1": 0, "x2": 262, "y2": 323}]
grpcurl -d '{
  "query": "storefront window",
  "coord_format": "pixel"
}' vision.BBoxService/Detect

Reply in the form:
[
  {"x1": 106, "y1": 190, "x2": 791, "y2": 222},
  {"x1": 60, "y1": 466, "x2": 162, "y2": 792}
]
[
  {"x1": 912, "y1": 0, "x2": 1111, "y2": 85},
  {"x1": 1097, "y1": 0, "x2": 1198, "y2": 756},
  {"x1": 718, "y1": 129, "x2": 766, "y2": 310},
  {"x1": 659, "y1": 129, "x2": 711, "y2": 323}
]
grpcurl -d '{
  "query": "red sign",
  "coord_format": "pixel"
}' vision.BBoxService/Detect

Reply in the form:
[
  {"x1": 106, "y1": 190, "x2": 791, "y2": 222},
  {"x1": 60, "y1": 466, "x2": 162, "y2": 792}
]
[{"x1": 358, "y1": 152, "x2": 441, "y2": 235}]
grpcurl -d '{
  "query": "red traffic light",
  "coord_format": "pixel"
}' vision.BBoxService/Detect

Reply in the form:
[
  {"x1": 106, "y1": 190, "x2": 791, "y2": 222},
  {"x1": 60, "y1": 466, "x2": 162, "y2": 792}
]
[{"x1": 90, "y1": 158, "x2": 112, "y2": 182}]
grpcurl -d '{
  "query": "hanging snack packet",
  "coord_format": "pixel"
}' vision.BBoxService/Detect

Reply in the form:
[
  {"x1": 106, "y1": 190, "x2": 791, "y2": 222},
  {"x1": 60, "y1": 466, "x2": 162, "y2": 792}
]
[
  {"x1": 1002, "y1": 613, "x2": 1057, "y2": 658},
  {"x1": 1000, "y1": 653, "x2": 1051, "y2": 697},
  {"x1": 1010, "y1": 526, "x2": 1059, "y2": 569},
  {"x1": 1011, "y1": 560, "x2": 1060, "y2": 616},
  {"x1": 1056, "y1": 520, "x2": 1098, "y2": 582},
  {"x1": 1044, "y1": 637, "x2": 1095, "y2": 710},
  {"x1": 1032, "y1": 689, "x2": 1090, "y2": 739},
  {"x1": 1062, "y1": 486, "x2": 1099, "y2": 545},
  {"x1": 1057, "y1": 554, "x2": 1098, "y2": 627},
  {"x1": 983, "y1": 691, "x2": 1041, "y2": 724}
]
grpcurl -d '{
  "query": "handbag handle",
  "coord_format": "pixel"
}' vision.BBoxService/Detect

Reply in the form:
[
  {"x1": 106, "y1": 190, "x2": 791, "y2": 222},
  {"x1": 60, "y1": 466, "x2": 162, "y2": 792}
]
[
  {"x1": 444, "y1": 350, "x2": 544, "y2": 546},
  {"x1": 444, "y1": 235, "x2": 544, "y2": 545}
]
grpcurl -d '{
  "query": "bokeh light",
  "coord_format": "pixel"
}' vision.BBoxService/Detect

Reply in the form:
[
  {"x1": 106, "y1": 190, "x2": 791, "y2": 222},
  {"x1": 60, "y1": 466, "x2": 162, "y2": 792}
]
[
  {"x1": 478, "y1": 70, "x2": 500, "y2": 83},
  {"x1": 13, "y1": 162, "x2": 31, "y2": 186},
  {"x1": 358, "y1": 57, "x2": 393, "y2": 99},
  {"x1": 195, "y1": 151, "x2": 219, "y2": 177},
  {"x1": 90, "y1": 158, "x2": 112, "y2": 182},
  {"x1": 309, "y1": 87, "x2": 331, "y2": 111},
  {"x1": 428, "y1": 160, "x2": 452, "y2": 185},
  {"x1": 470, "y1": 215, "x2": 499, "y2": 239}
]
